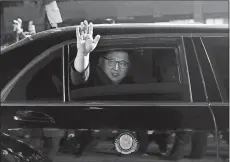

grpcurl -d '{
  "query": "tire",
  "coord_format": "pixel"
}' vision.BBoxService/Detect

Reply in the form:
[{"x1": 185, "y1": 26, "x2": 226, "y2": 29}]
[
  {"x1": 167, "y1": 131, "x2": 191, "y2": 160},
  {"x1": 189, "y1": 132, "x2": 208, "y2": 159},
  {"x1": 222, "y1": 131, "x2": 229, "y2": 144}
]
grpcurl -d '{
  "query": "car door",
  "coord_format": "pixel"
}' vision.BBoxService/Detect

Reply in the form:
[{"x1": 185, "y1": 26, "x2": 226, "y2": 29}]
[
  {"x1": 63, "y1": 34, "x2": 219, "y2": 161},
  {"x1": 0, "y1": 41, "x2": 68, "y2": 161},
  {"x1": 183, "y1": 36, "x2": 224, "y2": 160},
  {"x1": 192, "y1": 36, "x2": 229, "y2": 161}
]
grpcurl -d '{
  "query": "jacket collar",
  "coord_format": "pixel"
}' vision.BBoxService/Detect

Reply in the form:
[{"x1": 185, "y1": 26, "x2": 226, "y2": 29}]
[{"x1": 95, "y1": 67, "x2": 114, "y2": 85}]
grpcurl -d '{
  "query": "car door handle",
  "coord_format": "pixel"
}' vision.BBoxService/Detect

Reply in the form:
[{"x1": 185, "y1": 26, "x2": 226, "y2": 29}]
[
  {"x1": 84, "y1": 107, "x2": 104, "y2": 110},
  {"x1": 14, "y1": 110, "x2": 55, "y2": 123}
]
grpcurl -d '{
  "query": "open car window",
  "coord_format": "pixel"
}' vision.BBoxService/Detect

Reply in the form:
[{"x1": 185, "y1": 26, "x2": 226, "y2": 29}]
[{"x1": 68, "y1": 37, "x2": 191, "y2": 102}]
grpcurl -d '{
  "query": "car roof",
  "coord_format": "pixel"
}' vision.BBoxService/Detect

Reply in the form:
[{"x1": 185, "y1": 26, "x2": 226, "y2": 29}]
[{"x1": 1, "y1": 23, "x2": 228, "y2": 54}]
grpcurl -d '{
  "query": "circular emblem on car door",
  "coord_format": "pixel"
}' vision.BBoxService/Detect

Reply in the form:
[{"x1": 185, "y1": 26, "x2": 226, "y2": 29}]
[{"x1": 114, "y1": 131, "x2": 138, "y2": 155}]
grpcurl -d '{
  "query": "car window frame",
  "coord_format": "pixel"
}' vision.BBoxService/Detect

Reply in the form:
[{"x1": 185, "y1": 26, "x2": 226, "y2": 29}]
[
  {"x1": 1, "y1": 40, "x2": 73, "y2": 103},
  {"x1": 66, "y1": 34, "x2": 193, "y2": 103},
  {"x1": 1, "y1": 34, "x2": 194, "y2": 105},
  {"x1": 200, "y1": 36, "x2": 229, "y2": 102}
]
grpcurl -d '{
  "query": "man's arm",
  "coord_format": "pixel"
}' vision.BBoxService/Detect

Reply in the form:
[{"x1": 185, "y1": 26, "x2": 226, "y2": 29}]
[
  {"x1": 70, "y1": 20, "x2": 100, "y2": 85},
  {"x1": 70, "y1": 51, "x2": 90, "y2": 85},
  {"x1": 70, "y1": 58, "x2": 90, "y2": 85}
]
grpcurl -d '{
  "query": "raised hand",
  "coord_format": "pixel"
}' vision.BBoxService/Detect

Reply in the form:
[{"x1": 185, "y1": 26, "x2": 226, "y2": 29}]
[{"x1": 76, "y1": 20, "x2": 100, "y2": 56}]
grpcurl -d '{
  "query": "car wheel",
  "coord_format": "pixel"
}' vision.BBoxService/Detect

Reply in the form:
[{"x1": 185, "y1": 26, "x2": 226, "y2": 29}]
[{"x1": 222, "y1": 131, "x2": 229, "y2": 144}]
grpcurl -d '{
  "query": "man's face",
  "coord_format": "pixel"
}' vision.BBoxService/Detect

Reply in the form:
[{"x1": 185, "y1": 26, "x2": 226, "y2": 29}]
[{"x1": 99, "y1": 51, "x2": 130, "y2": 84}]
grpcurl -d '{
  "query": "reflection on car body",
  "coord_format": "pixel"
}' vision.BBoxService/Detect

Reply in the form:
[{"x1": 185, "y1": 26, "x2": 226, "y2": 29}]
[{"x1": 0, "y1": 23, "x2": 229, "y2": 162}]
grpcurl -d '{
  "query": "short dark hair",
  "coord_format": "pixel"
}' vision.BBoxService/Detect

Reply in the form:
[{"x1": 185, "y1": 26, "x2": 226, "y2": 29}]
[{"x1": 100, "y1": 49, "x2": 134, "y2": 61}]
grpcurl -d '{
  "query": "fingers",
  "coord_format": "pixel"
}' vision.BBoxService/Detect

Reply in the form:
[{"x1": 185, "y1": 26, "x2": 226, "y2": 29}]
[
  {"x1": 77, "y1": 20, "x2": 98, "y2": 46},
  {"x1": 77, "y1": 25, "x2": 84, "y2": 44},
  {"x1": 80, "y1": 22, "x2": 84, "y2": 35},
  {"x1": 84, "y1": 20, "x2": 89, "y2": 34},
  {"x1": 79, "y1": 20, "x2": 89, "y2": 39},
  {"x1": 89, "y1": 22, "x2": 93, "y2": 35},
  {"x1": 76, "y1": 26, "x2": 81, "y2": 40},
  {"x1": 93, "y1": 35, "x2": 101, "y2": 46},
  {"x1": 80, "y1": 20, "x2": 93, "y2": 35},
  {"x1": 79, "y1": 20, "x2": 88, "y2": 35}
]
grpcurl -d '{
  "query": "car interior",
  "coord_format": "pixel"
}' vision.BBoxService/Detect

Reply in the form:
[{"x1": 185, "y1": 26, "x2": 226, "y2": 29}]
[
  {"x1": 26, "y1": 55, "x2": 63, "y2": 101},
  {"x1": 4, "y1": 47, "x2": 63, "y2": 101},
  {"x1": 69, "y1": 44, "x2": 187, "y2": 101}
]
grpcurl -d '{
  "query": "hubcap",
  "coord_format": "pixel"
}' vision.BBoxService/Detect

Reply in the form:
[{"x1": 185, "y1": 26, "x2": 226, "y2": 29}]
[{"x1": 114, "y1": 132, "x2": 138, "y2": 155}]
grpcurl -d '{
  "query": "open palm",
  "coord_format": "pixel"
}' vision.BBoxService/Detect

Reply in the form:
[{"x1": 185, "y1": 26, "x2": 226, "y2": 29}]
[{"x1": 76, "y1": 20, "x2": 100, "y2": 56}]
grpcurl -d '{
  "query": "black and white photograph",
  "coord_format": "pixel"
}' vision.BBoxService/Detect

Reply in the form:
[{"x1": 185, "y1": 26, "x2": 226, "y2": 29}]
[{"x1": 0, "y1": 0, "x2": 229, "y2": 162}]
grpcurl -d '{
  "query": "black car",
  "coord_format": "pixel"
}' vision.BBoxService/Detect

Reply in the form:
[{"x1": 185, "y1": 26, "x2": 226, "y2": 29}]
[{"x1": 0, "y1": 23, "x2": 229, "y2": 162}]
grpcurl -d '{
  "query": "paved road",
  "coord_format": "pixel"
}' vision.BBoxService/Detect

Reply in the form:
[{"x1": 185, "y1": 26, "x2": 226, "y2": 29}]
[
  {"x1": 53, "y1": 153, "x2": 229, "y2": 162},
  {"x1": 54, "y1": 139, "x2": 229, "y2": 162},
  {"x1": 53, "y1": 157, "x2": 228, "y2": 162},
  {"x1": 4, "y1": 129, "x2": 229, "y2": 162}
]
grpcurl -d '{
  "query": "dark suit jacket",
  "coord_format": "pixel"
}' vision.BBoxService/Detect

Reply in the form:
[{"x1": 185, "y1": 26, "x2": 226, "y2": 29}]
[
  {"x1": 69, "y1": 62, "x2": 135, "y2": 101},
  {"x1": 70, "y1": 62, "x2": 134, "y2": 88}
]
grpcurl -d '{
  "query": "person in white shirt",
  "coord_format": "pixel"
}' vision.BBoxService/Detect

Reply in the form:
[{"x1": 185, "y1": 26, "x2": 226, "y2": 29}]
[
  {"x1": 44, "y1": 0, "x2": 63, "y2": 29},
  {"x1": 13, "y1": 19, "x2": 37, "y2": 42},
  {"x1": 28, "y1": 21, "x2": 36, "y2": 35}
]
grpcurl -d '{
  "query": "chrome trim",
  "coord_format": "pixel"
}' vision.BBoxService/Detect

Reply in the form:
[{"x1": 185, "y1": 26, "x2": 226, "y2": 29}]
[
  {"x1": 14, "y1": 116, "x2": 46, "y2": 122},
  {"x1": 13, "y1": 116, "x2": 55, "y2": 123},
  {"x1": 13, "y1": 110, "x2": 55, "y2": 123},
  {"x1": 114, "y1": 131, "x2": 138, "y2": 155},
  {"x1": 67, "y1": 44, "x2": 71, "y2": 101},
  {"x1": 209, "y1": 102, "x2": 229, "y2": 106},
  {"x1": 84, "y1": 107, "x2": 104, "y2": 110},
  {"x1": 1, "y1": 23, "x2": 227, "y2": 54},
  {"x1": 62, "y1": 46, "x2": 66, "y2": 102},
  {"x1": 3, "y1": 101, "x2": 228, "y2": 107},
  {"x1": 181, "y1": 37, "x2": 193, "y2": 102},
  {"x1": 190, "y1": 37, "x2": 220, "y2": 160},
  {"x1": 1, "y1": 101, "x2": 213, "y2": 107},
  {"x1": 175, "y1": 49, "x2": 182, "y2": 83},
  {"x1": 200, "y1": 37, "x2": 224, "y2": 102}
]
